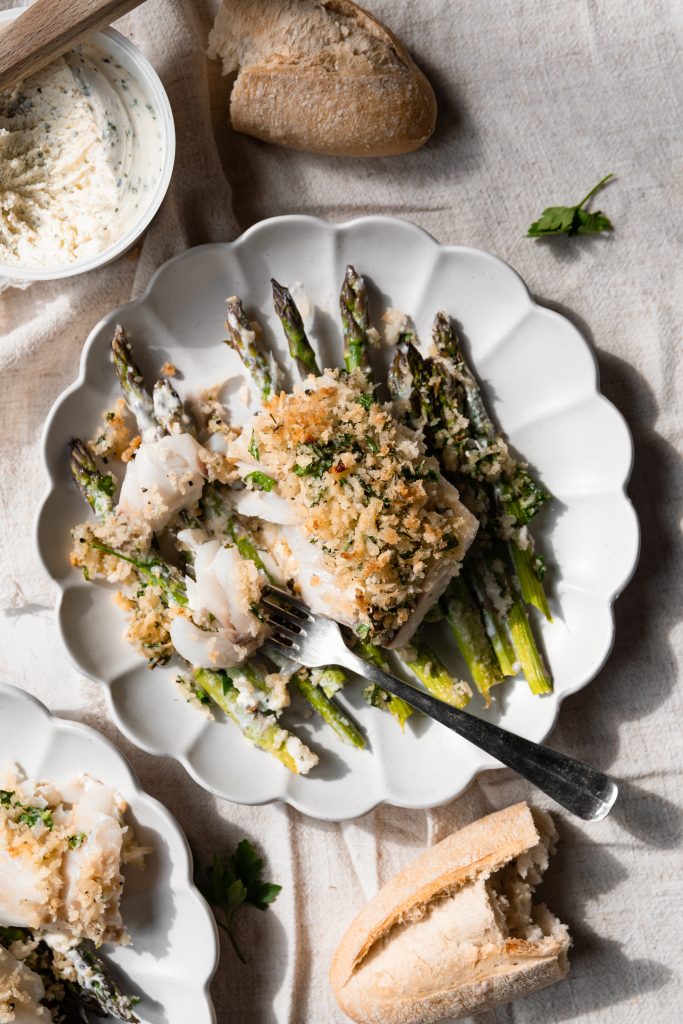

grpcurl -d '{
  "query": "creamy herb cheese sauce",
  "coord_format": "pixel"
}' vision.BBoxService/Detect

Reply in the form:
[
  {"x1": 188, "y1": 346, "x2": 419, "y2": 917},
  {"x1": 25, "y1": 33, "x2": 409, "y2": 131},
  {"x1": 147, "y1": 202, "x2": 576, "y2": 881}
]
[{"x1": 0, "y1": 44, "x2": 164, "y2": 269}]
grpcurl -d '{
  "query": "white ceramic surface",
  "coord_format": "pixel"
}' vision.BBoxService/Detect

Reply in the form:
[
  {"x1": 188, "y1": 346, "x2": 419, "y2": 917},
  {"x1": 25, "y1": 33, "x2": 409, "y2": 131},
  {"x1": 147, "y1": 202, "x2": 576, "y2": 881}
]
[
  {"x1": 0, "y1": 8, "x2": 175, "y2": 284},
  {"x1": 36, "y1": 216, "x2": 639, "y2": 821},
  {"x1": 0, "y1": 682, "x2": 218, "y2": 1024}
]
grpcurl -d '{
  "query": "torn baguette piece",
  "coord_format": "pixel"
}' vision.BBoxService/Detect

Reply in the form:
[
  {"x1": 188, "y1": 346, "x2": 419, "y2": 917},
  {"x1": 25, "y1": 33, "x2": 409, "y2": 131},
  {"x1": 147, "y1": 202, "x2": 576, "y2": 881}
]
[
  {"x1": 330, "y1": 802, "x2": 570, "y2": 1024},
  {"x1": 207, "y1": 0, "x2": 437, "y2": 156}
]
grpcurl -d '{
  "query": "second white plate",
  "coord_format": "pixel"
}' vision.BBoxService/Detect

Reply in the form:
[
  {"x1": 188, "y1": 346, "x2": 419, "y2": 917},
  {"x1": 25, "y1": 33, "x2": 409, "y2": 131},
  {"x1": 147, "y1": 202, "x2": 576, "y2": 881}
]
[
  {"x1": 37, "y1": 216, "x2": 639, "y2": 820},
  {"x1": 0, "y1": 683, "x2": 218, "y2": 1024}
]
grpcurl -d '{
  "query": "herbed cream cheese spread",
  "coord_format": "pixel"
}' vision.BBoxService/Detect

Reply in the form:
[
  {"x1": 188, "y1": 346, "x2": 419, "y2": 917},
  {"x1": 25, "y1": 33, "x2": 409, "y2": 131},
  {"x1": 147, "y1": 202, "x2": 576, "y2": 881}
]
[{"x1": 0, "y1": 44, "x2": 164, "y2": 270}]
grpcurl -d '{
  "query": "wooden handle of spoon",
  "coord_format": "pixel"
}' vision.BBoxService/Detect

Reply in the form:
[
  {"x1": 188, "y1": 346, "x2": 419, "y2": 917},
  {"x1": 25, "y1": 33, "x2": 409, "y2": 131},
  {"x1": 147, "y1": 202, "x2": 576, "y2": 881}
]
[{"x1": 0, "y1": 0, "x2": 146, "y2": 92}]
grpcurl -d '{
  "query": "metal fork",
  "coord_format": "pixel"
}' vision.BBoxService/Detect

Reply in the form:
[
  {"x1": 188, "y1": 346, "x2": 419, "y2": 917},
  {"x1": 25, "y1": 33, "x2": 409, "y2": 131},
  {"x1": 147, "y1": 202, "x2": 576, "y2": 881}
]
[{"x1": 261, "y1": 588, "x2": 618, "y2": 821}]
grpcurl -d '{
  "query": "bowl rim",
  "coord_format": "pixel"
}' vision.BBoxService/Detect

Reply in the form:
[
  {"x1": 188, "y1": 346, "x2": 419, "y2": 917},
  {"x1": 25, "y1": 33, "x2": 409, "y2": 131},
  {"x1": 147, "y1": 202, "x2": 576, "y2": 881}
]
[{"x1": 0, "y1": 7, "x2": 176, "y2": 283}]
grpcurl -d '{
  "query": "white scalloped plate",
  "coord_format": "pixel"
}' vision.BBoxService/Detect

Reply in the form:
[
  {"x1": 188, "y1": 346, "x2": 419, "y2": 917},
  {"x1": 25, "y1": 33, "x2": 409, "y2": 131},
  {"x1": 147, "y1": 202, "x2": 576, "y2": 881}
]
[
  {"x1": 36, "y1": 216, "x2": 639, "y2": 821},
  {"x1": 0, "y1": 683, "x2": 218, "y2": 1024}
]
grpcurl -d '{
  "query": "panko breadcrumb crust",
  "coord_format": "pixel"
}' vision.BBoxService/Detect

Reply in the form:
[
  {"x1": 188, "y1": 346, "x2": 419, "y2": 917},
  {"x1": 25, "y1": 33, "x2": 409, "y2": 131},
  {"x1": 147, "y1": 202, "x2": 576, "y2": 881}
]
[{"x1": 236, "y1": 369, "x2": 474, "y2": 640}]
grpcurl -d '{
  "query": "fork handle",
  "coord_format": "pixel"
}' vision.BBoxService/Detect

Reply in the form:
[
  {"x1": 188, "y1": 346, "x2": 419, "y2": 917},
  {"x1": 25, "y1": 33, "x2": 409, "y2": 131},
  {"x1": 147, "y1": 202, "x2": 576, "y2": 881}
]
[{"x1": 340, "y1": 650, "x2": 617, "y2": 821}]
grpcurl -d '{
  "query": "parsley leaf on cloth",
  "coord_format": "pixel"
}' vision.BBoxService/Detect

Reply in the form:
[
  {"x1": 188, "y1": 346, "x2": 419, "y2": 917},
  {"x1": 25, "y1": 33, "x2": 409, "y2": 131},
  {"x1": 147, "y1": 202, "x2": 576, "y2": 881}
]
[
  {"x1": 201, "y1": 839, "x2": 281, "y2": 963},
  {"x1": 527, "y1": 173, "x2": 615, "y2": 238}
]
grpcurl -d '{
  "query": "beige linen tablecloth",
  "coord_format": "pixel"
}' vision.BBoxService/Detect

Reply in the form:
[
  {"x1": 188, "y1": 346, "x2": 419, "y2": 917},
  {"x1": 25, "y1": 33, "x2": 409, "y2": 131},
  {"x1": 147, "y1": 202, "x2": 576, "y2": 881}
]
[{"x1": 1, "y1": 0, "x2": 681, "y2": 1021}]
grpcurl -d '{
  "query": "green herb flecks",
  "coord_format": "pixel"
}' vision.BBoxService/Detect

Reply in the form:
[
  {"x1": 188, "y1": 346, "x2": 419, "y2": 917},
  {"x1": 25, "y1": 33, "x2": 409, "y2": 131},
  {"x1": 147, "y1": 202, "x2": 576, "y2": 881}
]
[
  {"x1": 17, "y1": 806, "x2": 54, "y2": 829},
  {"x1": 244, "y1": 471, "x2": 276, "y2": 492}
]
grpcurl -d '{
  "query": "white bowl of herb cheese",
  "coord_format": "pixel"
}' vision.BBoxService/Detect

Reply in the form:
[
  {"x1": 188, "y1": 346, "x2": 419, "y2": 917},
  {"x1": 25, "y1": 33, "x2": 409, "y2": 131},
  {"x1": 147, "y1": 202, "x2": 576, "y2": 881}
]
[{"x1": 0, "y1": 8, "x2": 175, "y2": 283}]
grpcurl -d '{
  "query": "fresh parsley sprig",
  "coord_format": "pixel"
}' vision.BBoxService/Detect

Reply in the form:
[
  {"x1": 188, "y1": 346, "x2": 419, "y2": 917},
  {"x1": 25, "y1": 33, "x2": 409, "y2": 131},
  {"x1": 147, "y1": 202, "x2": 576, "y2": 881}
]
[
  {"x1": 201, "y1": 839, "x2": 281, "y2": 963},
  {"x1": 527, "y1": 173, "x2": 615, "y2": 238}
]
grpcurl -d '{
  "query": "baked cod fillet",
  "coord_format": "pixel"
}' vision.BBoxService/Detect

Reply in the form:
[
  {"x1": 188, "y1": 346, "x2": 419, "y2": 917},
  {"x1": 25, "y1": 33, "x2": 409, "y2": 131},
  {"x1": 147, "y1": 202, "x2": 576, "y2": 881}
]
[
  {"x1": 0, "y1": 766, "x2": 143, "y2": 952},
  {"x1": 228, "y1": 369, "x2": 478, "y2": 646}
]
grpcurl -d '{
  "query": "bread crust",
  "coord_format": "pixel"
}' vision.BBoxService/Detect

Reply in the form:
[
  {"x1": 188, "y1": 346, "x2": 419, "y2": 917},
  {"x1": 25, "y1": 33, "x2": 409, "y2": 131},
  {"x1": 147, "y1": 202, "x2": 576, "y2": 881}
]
[
  {"x1": 330, "y1": 803, "x2": 571, "y2": 1024},
  {"x1": 210, "y1": 0, "x2": 437, "y2": 156},
  {"x1": 337, "y1": 950, "x2": 568, "y2": 1024}
]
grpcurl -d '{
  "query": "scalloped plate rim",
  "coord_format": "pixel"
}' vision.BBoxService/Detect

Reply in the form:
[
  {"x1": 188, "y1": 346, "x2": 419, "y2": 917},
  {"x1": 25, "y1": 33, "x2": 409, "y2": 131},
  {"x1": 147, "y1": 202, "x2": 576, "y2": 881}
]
[
  {"x1": 0, "y1": 681, "x2": 219, "y2": 1020},
  {"x1": 35, "y1": 215, "x2": 640, "y2": 821}
]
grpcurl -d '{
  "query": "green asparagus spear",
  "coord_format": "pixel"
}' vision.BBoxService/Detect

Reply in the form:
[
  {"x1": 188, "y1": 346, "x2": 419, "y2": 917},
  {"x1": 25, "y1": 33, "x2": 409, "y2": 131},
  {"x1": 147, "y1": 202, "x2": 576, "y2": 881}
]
[
  {"x1": 403, "y1": 341, "x2": 441, "y2": 442},
  {"x1": 111, "y1": 325, "x2": 163, "y2": 441},
  {"x1": 432, "y1": 312, "x2": 550, "y2": 520},
  {"x1": 473, "y1": 553, "x2": 552, "y2": 694},
  {"x1": 387, "y1": 346, "x2": 414, "y2": 410},
  {"x1": 509, "y1": 538, "x2": 552, "y2": 621},
  {"x1": 340, "y1": 265, "x2": 372, "y2": 376},
  {"x1": 465, "y1": 557, "x2": 519, "y2": 677},
  {"x1": 401, "y1": 635, "x2": 472, "y2": 708},
  {"x1": 69, "y1": 439, "x2": 116, "y2": 519},
  {"x1": 355, "y1": 639, "x2": 414, "y2": 729},
  {"x1": 271, "y1": 279, "x2": 321, "y2": 378},
  {"x1": 432, "y1": 312, "x2": 553, "y2": 628},
  {"x1": 431, "y1": 312, "x2": 494, "y2": 438},
  {"x1": 225, "y1": 296, "x2": 282, "y2": 402},
  {"x1": 63, "y1": 942, "x2": 140, "y2": 1023},
  {"x1": 506, "y1": 597, "x2": 552, "y2": 694},
  {"x1": 90, "y1": 541, "x2": 189, "y2": 608},
  {"x1": 443, "y1": 576, "x2": 504, "y2": 705},
  {"x1": 192, "y1": 668, "x2": 307, "y2": 773},
  {"x1": 153, "y1": 378, "x2": 196, "y2": 436},
  {"x1": 431, "y1": 360, "x2": 471, "y2": 452},
  {"x1": 292, "y1": 667, "x2": 365, "y2": 749},
  {"x1": 312, "y1": 665, "x2": 346, "y2": 699}
]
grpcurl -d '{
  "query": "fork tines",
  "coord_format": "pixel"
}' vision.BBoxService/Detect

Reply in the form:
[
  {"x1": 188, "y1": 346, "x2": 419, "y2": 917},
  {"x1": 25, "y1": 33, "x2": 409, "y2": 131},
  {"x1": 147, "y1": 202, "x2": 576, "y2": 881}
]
[{"x1": 260, "y1": 586, "x2": 311, "y2": 653}]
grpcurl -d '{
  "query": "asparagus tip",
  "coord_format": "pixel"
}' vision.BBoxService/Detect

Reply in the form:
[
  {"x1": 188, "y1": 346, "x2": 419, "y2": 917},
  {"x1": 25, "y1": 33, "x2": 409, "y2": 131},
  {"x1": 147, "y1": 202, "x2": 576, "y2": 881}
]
[
  {"x1": 271, "y1": 278, "x2": 287, "y2": 311},
  {"x1": 111, "y1": 323, "x2": 130, "y2": 358}
]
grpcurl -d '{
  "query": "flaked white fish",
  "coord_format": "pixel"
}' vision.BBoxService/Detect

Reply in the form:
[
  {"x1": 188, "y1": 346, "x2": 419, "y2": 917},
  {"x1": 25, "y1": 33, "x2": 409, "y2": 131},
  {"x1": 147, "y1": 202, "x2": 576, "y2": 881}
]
[
  {"x1": 169, "y1": 531, "x2": 265, "y2": 670},
  {"x1": 0, "y1": 946, "x2": 50, "y2": 1022},
  {"x1": 118, "y1": 433, "x2": 206, "y2": 532}
]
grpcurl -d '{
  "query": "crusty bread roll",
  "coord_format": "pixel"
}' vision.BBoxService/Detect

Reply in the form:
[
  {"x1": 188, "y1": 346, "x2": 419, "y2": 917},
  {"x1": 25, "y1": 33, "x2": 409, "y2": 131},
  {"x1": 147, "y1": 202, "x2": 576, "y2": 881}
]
[
  {"x1": 330, "y1": 802, "x2": 570, "y2": 1024},
  {"x1": 207, "y1": 0, "x2": 437, "y2": 156}
]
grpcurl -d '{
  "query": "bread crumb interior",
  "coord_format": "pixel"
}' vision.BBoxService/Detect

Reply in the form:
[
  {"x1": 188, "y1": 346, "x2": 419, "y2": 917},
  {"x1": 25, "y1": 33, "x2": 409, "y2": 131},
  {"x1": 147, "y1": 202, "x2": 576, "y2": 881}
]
[{"x1": 350, "y1": 812, "x2": 568, "y2": 998}]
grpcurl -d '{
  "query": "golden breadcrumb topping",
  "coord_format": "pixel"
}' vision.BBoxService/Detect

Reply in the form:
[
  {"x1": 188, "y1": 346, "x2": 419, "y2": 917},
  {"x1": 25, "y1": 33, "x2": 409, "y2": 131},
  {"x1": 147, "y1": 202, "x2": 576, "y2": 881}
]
[
  {"x1": 70, "y1": 513, "x2": 152, "y2": 584},
  {"x1": 120, "y1": 435, "x2": 141, "y2": 463},
  {"x1": 114, "y1": 587, "x2": 183, "y2": 667},
  {"x1": 237, "y1": 369, "x2": 469, "y2": 638},
  {"x1": 89, "y1": 399, "x2": 133, "y2": 461}
]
